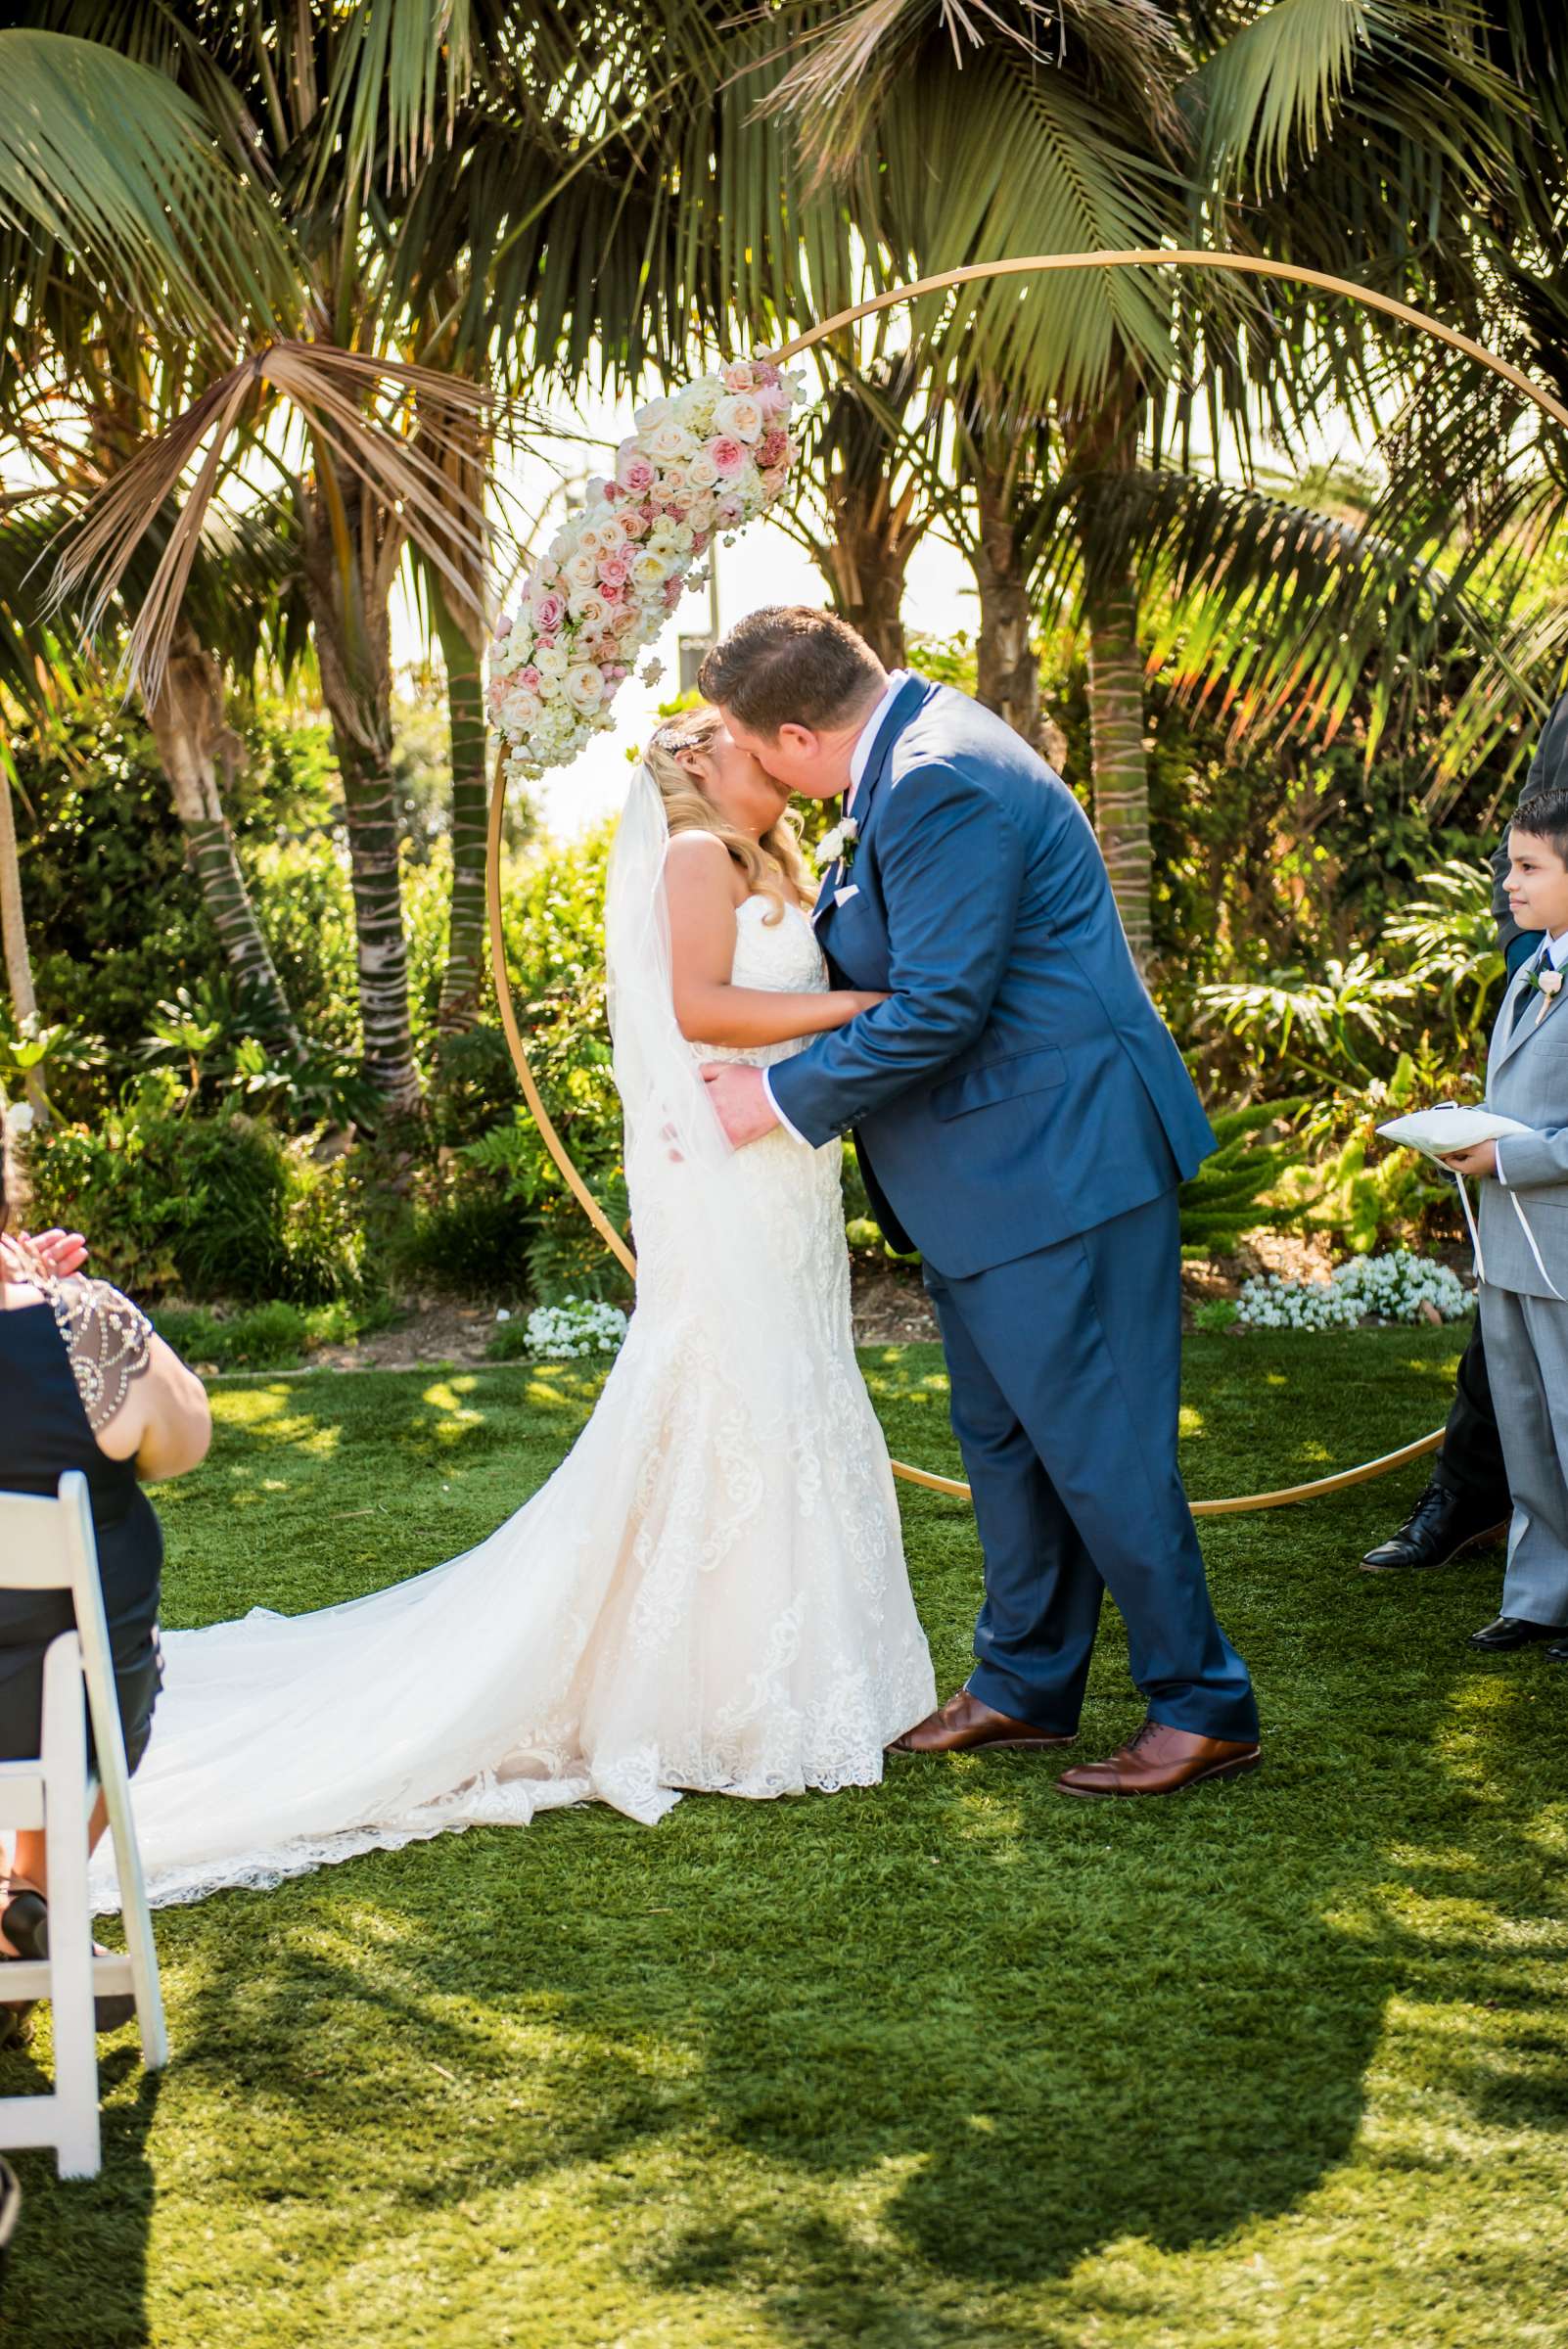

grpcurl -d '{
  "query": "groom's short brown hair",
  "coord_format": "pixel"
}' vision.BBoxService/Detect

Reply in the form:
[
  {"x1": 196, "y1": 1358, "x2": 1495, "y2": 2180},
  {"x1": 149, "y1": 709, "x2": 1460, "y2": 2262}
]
[{"x1": 698, "y1": 607, "x2": 884, "y2": 734}]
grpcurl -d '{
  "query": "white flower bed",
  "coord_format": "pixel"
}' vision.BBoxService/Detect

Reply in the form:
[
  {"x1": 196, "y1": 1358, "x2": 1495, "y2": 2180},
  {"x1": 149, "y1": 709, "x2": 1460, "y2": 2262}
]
[
  {"x1": 487, "y1": 359, "x2": 806, "y2": 781},
  {"x1": 525, "y1": 1298, "x2": 629, "y2": 1360},
  {"x1": 1237, "y1": 1249, "x2": 1471, "y2": 1332}
]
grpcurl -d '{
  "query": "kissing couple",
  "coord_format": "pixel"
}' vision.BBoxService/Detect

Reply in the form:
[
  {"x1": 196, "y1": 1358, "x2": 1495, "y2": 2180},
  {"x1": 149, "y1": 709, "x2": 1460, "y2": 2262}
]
[{"x1": 102, "y1": 608, "x2": 1259, "y2": 1911}]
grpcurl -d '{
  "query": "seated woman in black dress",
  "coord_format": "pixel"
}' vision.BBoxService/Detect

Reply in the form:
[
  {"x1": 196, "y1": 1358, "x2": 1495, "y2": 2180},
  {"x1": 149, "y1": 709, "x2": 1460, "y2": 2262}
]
[{"x1": 0, "y1": 1113, "x2": 210, "y2": 2034}]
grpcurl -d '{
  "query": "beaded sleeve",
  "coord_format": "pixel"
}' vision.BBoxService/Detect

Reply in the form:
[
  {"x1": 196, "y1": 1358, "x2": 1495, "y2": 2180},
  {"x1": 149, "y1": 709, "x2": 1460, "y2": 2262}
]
[{"x1": 48, "y1": 1275, "x2": 155, "y2": 1435}]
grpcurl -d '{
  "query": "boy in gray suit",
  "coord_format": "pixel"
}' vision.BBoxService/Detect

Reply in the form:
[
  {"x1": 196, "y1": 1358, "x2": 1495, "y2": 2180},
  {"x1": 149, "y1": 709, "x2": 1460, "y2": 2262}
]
[{"x1": 1443, "y1": 783, "x2": 1568, "y2": 1659}]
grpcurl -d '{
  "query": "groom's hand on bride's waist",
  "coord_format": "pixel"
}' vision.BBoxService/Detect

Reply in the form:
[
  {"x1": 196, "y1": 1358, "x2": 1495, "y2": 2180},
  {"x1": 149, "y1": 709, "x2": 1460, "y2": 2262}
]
[{"x1": 701, "y1": 1063, "x2": 781, "y2": 1149}]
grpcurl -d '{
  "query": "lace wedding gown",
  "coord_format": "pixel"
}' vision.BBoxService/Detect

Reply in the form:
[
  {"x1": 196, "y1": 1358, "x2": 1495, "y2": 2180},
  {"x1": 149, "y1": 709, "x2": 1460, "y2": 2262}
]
[{"x1": 96, "y1": 875, "x2": 935, "y2": 1910}]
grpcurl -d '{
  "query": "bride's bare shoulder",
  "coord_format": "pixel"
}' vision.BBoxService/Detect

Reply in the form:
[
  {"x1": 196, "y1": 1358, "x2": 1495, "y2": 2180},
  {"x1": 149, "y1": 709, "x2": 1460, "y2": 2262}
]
[{"x1": 665, "y1": 831, "x2": 746, "y2": 905}]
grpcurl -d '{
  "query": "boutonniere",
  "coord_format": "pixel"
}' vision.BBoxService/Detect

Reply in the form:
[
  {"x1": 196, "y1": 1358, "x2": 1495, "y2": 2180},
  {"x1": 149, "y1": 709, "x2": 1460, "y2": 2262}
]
[
  {"x1": 1527, "y1": 964, "x2": 1565, "y2": 1025},
  {"x1": 813, "y1": 814, "x2": 858, "y2": 876}
]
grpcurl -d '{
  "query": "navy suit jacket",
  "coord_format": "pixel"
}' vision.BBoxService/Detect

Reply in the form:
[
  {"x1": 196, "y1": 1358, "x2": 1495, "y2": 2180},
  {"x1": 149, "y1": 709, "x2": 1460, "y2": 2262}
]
[{"x1": 769, "y1": 674, "x2": 1216, "y2": 1279}]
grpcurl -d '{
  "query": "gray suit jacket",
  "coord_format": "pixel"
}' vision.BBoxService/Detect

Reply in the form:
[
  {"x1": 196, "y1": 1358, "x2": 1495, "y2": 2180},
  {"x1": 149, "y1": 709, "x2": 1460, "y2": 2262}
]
[{"x1": 1480, "y1": 946, "x2": 1568, "y2": 1296}]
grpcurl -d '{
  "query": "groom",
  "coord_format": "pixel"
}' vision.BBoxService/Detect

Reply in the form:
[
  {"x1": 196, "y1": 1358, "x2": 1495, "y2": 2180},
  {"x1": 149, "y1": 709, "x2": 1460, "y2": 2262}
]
[{"x1": 698, "y1": 609, "x2": 1260, "y2": 1797}]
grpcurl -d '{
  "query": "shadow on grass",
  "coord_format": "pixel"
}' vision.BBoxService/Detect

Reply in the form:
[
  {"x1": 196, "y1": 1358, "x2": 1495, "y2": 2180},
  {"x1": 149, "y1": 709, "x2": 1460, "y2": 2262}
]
[
  {"x1": 121, "y1": 1643, "x2": 1558, "y2": 2349},
  {"x1": 9, "y1": 1333, "x2": 1563, "y2": 2349},
  {"x1": 0, "y1": 2044, "x2": 161, "y2": 2344}
]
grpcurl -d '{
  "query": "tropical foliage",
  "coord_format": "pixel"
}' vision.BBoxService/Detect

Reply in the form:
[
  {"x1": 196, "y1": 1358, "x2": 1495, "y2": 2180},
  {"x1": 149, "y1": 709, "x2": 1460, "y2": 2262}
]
[{"x1": 3, "y1": 1, "x2": 1567, "y2": 1307}]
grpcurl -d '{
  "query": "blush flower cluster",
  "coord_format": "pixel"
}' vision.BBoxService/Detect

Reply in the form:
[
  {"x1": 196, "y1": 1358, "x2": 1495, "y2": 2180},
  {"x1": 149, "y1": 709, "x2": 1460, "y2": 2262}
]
[{"x1": 487, "y1": 360, "x2": 806, "y2": 779}]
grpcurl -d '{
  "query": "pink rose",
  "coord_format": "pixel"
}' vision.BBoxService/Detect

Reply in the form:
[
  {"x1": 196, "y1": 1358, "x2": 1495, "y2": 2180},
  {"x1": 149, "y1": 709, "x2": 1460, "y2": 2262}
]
[
  {"x1": 600, "y1": 578, "x2": 626, "y2": 604},
  {"x1": 492, "y1": 613, "x2": 513, "y2": 640},
  {"x1": 620, "y1": 510, "x2": 648, "y2": 539},
  {"x1": 531, "y1": 589, "x2": 566, "y2": 633},
  {"x1": 758, "y1": 383, "x2": 789, "y2": 419},
  {"x1": 710, "y1": 437, "x2": 745, "y2": 476},
  {"x1": 602, "y1": 479, "x2": 622, "y2": 502},
  {"x1": 617, "y1": 450, "x2": 657, "y2": 495},
  {"x1": 599, "y1": 554, "x2": 630, "y2": 586},
  {"x1": 723, "y1": 362, "x2": 757, "y2": 392},
  {"x1": 519, "y1": 665, "x2": 541, "y2": 691}
]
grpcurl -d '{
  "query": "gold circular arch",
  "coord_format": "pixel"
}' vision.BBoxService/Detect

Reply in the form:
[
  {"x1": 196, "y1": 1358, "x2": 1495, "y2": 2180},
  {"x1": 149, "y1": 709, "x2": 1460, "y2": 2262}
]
[{"x1": 487, "y1": 248, "x2": 1568, "y2": 1513}]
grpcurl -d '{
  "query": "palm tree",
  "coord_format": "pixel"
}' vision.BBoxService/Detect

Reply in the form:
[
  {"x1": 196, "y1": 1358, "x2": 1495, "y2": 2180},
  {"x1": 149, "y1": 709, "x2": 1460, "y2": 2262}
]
[
  {"x1": 0, "y1": 12, "x2": 511, "y2": 1112},
  {"x1": 765, "y1": 0, "x2": 1527, "y2": 961}
]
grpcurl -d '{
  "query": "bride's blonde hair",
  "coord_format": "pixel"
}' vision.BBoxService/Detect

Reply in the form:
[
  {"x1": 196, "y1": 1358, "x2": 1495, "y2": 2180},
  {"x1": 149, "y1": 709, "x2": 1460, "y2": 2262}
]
[{"x1": 642, "y1": 708, "x2": 814, "y2": 924}]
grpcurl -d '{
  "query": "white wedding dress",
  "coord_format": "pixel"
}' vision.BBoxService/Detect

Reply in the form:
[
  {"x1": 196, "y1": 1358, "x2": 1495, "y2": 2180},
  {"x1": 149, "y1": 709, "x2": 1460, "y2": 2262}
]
[{"x1": 95, "y1": 774, "x2": 935, "y2": 1910}]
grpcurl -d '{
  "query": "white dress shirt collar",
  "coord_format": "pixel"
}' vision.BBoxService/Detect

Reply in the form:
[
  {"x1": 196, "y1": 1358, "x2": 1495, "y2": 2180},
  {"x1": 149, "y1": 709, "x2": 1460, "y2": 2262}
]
[
  {"x1": 1546, "y1": 927, "x2": 1568, "y2": 970},
  {"x1": 846, "y1": 669, "x2": 909, "y2": 811}
]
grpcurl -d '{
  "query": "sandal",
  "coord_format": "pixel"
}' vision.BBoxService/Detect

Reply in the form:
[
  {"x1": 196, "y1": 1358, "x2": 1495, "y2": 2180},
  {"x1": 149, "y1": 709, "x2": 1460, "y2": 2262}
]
[{"x1": 0, "y1": 1893, "x2": 136, "y2": 2033}]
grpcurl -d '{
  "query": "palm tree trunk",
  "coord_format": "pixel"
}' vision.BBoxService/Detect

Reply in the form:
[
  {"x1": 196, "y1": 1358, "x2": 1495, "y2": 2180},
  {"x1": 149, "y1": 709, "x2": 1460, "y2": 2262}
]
[
  {"x1": 434, "y1": 598, "x2": 488, "y2": 1036},
  {"x1": 1073, "y1": 392, "x2": 1152, "y2": 965},
  {"x1": 0, "y1": 769, "x2": 48, "y2": 1125},
  {"x1": 300, "y1": 462, "x2": 423, "y2": 1118},
  {"x1": 1083, "y1": 543, "x2": 1152, "y2": 966},
  {"x1": 816, "y1": 507, "x2": 909, "y2": 668},
  {"x1": 142, "y1": 622, "x2": 302, "y2": 1053},
  {"x1": 973, "y1": 466, "x2": 1040, "y2": 748}
]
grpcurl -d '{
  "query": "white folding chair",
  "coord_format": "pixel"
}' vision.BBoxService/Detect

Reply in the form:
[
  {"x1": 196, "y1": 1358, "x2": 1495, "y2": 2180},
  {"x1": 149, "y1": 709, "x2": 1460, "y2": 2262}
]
[{"x1": 0, "y1": 1471, "x2": 167, "y2": 2179}]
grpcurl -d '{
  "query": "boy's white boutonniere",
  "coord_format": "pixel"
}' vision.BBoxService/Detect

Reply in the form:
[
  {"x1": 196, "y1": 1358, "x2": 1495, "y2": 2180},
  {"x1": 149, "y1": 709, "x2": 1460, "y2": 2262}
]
[
  {"x1": 1527, "y1": 963, "x2": 1565, "y2": 1025},
  {"x1": 814, "y1": 815, "x2": 858, "y2": 876}
]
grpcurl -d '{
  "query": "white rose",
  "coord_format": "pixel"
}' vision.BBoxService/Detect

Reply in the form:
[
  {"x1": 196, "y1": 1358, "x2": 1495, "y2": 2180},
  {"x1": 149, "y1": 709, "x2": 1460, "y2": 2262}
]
[
  {"x1": 565, "y1": 663, "x2": 608, "y2": 712},
  {"x1": 595, "y1": 515, "x2": 627, "y2": 553},
  {"x1": 633, "y1": 396, "x2": 673, "y2": 431},
  {"x1": 568, "y1": 588, "x2": 608, "y2": 625},
  {"x1": 629, "y1": 549, "x2": 669, "y2": 588},
  {"x1": 646, "y1": 420, "x2": 697, "y2": 463},
  {"x1": 687, "y1": 451, "x2": 720, "y2": 490},
  {"x1": 564, "y1": 548, "x2": 600, "y2": 589},
  {"x1": 714, "y1": 392, "x2": 764, "y2": 443},
  {"x1": 548, "y1": 529, "x2": 575, "y2": 560},
  {"x1": 533, "y1": 643, "x2": 569, "y2": 681},
  {"x1": 499, "y1": 687, "x2": 543, "y2": 732}
]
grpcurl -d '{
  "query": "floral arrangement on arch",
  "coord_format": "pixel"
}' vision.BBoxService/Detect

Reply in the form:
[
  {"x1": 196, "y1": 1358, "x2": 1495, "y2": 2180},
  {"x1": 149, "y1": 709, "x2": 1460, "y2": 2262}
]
[{"x1": 487, "y1": 359, "x2": 806, "y2": 779}]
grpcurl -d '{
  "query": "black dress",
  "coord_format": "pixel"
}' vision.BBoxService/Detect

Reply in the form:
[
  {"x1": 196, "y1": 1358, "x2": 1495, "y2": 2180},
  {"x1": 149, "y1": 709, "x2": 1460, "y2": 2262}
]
[{"x1": 0, "y1": 1279, "x2": 163, "y2": 1770}]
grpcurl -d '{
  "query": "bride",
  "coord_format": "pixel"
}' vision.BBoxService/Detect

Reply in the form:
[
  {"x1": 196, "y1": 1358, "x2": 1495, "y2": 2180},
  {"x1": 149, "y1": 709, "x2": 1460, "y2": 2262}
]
[{"x1": 98, "y1": 711, "x2": 936, "y2": 1908}]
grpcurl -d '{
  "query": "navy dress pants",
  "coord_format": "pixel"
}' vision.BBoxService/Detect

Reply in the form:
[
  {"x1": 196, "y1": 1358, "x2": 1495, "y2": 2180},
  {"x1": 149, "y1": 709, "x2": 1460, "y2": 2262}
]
[{"x1": 922, "y1": 1188, "x2": 1259, "y2": 1743}]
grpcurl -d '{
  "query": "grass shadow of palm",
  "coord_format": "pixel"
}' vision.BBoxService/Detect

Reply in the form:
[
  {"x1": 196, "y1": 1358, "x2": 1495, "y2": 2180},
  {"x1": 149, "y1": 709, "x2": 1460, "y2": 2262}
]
[{"x1": 0, "y1": 2051, "x2": 161, "y2": 2345}]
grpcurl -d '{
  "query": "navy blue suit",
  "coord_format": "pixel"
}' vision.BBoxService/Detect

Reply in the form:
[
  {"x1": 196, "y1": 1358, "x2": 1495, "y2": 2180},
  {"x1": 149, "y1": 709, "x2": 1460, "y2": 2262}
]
[{"x1": 770, "y1": 675, "x2": 1258, "y2": 1740}]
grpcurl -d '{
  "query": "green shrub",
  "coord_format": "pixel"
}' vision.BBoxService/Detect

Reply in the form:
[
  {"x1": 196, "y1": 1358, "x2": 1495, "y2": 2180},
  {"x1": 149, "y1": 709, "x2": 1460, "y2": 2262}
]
[
  {"x1": 25, "y1": 1110, "x2": 364, "y2": 1303},
  {"x1": 151, "y1": 1295, "x2": 400, "y2": 1370},
  {"x1": 394, "y1": 1194, "x2": 531, "y2": 1294},
  {"x1": 1179, "y1": 1102, "x2": 1310, "y2": 1257}
]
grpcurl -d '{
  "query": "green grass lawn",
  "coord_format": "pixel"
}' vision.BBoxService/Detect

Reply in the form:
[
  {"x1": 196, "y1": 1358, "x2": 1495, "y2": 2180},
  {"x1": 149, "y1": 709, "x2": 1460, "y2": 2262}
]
[{"x1": 5, "y1": 1330, "x2": 1566, "y2": 2349}]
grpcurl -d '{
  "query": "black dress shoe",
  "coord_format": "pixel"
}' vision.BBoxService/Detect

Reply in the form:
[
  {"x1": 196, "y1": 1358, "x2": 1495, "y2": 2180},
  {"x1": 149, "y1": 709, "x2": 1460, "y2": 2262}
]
[
  {"x1": 1545, "y1": 1641, "x2": 1568, "y2": 1663},
  {"x1": 1361, "y1": 1480, "x2": 1508, "y2": 1573},
  {"x1": 1468, "y1": 1615, "x2": 1565, "y2": 1652}
]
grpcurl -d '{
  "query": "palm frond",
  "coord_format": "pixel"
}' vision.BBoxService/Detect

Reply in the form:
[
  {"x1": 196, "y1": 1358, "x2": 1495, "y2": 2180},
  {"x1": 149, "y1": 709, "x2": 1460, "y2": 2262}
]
[
  {"x1": 0, "y1": 27, "x2": 298, "y2": 344},
  {"x1": 47, "y1": 342, "x2": 507, "y2": 695}
]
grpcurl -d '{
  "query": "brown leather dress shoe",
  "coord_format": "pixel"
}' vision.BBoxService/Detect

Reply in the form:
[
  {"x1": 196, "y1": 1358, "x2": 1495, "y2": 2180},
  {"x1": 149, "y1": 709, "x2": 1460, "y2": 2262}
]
[
  {"x1": 889, "y1": 1687, "x2": 1074, "y2": 1754},
  {"x1": 1055, "y1": 1720, "x2": 1261, "y2": 1798}
]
